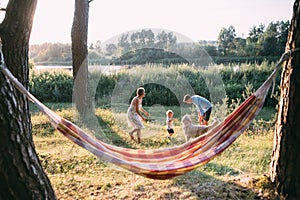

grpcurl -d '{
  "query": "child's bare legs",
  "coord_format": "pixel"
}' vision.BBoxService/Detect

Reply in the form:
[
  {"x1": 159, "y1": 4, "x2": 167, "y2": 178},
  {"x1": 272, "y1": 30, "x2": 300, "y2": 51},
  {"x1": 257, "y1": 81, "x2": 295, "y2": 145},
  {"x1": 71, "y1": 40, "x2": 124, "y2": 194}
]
[
  {"x1": 129, "y1": 128, "x2": 137, "y2": 141},
  {"x1": 136, "y1": 129, "x2": 141, "y2": 144},
  {"x1": 129, "y1": 129, "x2": 135, "y2": 135},
  {"x1": 129, "y1": 128, "x2": 141, "y2": 143}
]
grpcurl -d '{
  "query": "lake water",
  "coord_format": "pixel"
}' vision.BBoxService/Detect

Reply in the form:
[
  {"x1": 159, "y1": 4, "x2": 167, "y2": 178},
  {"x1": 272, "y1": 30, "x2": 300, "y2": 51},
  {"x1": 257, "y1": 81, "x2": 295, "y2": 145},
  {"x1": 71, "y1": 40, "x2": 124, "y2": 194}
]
[{"x1": 34, "y1": 65, "x2": 126, "y2": 74}]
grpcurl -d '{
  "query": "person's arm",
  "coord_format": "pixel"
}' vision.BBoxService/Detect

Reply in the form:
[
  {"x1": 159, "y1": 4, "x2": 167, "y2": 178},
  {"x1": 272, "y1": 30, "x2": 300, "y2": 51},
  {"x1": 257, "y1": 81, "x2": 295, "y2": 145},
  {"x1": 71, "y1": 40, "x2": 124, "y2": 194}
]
[
  {"x1": 139, "y1": 106, "x2": 150, "y2": 117},
  {"x1": 134, "y1": 98, "x2": 146, "y2": 121},
  {"x1": 198, "y1": 112, "x2": 204, "y2": 125}
]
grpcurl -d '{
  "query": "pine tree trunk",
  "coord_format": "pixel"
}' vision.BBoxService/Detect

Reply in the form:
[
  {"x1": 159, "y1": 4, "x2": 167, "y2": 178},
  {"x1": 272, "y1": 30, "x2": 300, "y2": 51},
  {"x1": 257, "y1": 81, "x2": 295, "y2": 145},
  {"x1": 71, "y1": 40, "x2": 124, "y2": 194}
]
[
  {"x1": 269, "y1": 1, "x2": 300, "y2": 199},
  {"x1": 71, "y1": 0, "x2": 93, "y2": 116},
  {"x1": 0, "y1": 0, "x2": 56, "y2": 199}
]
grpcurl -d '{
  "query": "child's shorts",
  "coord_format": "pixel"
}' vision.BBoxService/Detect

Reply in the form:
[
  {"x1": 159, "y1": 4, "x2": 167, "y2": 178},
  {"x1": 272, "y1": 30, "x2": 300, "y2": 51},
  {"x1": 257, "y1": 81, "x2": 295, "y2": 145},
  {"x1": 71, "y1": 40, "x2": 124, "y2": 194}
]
[{"x1": 167, "y1": 128, "x2": 174, "y2": 134}]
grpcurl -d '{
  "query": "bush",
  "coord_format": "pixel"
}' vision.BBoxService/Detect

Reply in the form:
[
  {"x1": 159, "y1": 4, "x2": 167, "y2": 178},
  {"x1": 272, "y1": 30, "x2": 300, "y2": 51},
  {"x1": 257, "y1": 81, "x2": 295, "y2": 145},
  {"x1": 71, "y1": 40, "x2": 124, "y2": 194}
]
[
  {"x1": 29, "y1": 63, "x2": 280, "y2": 108},
  {"x1": 30, "y1": 72, "x2": 73, "y2": 102}
]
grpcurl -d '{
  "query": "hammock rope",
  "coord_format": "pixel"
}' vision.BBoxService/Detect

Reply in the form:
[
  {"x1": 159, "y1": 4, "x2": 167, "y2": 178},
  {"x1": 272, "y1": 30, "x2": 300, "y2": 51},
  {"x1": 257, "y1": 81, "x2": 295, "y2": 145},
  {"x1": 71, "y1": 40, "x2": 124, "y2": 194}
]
[{"x1": 0, "y1": 50, "x2": 294, "y2": 179}]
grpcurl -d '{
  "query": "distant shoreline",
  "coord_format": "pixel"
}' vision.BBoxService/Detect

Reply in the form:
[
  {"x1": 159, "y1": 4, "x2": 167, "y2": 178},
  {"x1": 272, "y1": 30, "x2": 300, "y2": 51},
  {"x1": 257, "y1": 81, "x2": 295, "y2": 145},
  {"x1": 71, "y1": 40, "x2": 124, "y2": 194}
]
[{"x1": 34, "y1": 65, "x2": 126, "y2": 74}]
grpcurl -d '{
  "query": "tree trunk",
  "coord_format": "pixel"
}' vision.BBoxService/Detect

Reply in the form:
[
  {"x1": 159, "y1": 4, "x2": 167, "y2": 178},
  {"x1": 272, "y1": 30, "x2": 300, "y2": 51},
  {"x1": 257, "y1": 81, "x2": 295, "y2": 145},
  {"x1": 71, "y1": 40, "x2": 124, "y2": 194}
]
[
  {"x1": 71, "y1": 0, "x2": 92, "y2": 116},
  {"x1": 269, "y1": 1, "x2": 300, "y2": 199},
  {"x1": 0, "y1": 0, "x2": 56, "y2": 199}
]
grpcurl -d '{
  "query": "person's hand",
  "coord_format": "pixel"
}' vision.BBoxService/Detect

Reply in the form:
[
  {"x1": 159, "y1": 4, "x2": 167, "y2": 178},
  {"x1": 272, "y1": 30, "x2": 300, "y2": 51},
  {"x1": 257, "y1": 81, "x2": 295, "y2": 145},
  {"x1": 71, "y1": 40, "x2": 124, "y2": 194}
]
[
  {"x1": 145, "y1": 112, "x2": 150, "y2": 117},
  {"x1": 199, "y1": 115, "x2": 204, "y2": 125}
]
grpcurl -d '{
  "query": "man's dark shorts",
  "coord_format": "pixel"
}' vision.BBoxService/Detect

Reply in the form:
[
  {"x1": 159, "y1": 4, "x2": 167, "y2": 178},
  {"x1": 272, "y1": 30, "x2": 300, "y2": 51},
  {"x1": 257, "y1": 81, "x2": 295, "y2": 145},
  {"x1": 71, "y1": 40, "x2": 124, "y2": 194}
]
[{"x1": 203, "y1": 107, "x2": 212, "y2": 121}]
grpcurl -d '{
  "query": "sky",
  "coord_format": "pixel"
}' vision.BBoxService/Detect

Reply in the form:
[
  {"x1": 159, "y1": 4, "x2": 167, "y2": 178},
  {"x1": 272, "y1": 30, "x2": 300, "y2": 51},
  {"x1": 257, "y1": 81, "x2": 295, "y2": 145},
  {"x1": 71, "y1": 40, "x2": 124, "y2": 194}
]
[{"x1": 0, "y1": 0, "x2": 295, "y2": 45}]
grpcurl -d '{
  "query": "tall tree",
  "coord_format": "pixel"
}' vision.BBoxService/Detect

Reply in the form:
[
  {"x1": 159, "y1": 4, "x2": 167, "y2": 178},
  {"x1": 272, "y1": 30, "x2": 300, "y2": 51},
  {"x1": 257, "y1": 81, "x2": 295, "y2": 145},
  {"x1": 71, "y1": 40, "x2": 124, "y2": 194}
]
[
  {"x1": 269, "y1": 1, "x2": 300, "y2": 199},
  {"x1": 0, "y1": 0, "x2": 56, "y2": 199},
  {"x1": 246, "y1": 24, "x2": 265, "y2": 56},
  {"x1": 71, "y1": 0, "x2": 92, "y2": 116},
  {"x1": 262, "y1": 21, "x2": 290, "y2": 57},
  {"x1": 130, "y1": 29, "x2": 155, "y2": 50},
  {"x1": 248, "y1": 24, "x2": 265, "y2": 43},
  {"x1": 118, "y1": 33, "x2": 131, "y2": 54},
  {"x1": 217, "y1": 26, "x2": 236, "y2": 56},
  {"x1": 106, "y1": 43, "x2": 118, "y2": 56},
  {"x1": 156, "y1": 31, "x2": 177, "y2": 50},
  {"x1": 233, "y1": 37, "x2": 247, "y2": 56}
]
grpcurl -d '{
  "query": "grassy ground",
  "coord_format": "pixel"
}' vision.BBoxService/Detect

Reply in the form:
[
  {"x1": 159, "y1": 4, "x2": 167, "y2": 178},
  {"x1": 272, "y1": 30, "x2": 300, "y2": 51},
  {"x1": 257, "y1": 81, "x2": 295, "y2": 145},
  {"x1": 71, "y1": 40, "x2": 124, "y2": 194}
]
[{"x1": 32, "y1": 103, "x2": 277, "y2": 199}]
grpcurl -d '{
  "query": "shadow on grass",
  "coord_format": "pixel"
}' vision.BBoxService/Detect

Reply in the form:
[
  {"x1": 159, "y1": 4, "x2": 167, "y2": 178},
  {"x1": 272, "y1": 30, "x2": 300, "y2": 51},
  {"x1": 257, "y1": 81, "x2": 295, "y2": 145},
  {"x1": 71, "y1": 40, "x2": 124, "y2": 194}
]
[
  {"x1": 92, "y1": 115, "x2": 135, "y2": 149},
  {"x1": 171, "y1": 167, "x2": 260, "y2": 199}
]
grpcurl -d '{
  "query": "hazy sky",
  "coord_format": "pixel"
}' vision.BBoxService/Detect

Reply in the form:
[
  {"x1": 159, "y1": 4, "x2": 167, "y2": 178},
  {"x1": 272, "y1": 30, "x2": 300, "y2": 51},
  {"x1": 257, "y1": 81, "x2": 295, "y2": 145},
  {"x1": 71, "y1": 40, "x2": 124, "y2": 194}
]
[{"x1": 0, "y1": 0, "x2": 295, "y2": 44}]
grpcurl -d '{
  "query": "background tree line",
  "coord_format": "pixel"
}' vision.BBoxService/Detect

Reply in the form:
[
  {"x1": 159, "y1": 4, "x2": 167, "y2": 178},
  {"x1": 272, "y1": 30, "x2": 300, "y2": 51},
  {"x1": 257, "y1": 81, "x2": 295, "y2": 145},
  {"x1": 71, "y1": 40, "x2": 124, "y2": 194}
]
[{"x1": 30, "y1": 20, "x2": 289, "y2": 66}]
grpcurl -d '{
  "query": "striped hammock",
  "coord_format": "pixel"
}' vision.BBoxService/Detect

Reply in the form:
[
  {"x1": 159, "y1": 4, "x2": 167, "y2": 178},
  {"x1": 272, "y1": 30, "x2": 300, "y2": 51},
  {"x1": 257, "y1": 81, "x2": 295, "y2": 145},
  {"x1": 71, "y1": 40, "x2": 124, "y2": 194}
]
[{"x1": 0, "y1": 51, "x2": 291, "y2": 180}]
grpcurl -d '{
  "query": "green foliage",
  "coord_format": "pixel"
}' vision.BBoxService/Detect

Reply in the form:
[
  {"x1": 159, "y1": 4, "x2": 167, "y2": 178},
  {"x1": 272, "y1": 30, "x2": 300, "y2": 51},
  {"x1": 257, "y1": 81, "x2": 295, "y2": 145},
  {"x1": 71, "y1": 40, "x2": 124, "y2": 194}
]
[
  {"x1": 30, "y1": 71, "x2": 73, "y2": 102},
  {"x1": 218, "y1": 26, "x2": 236, "y2": 56},
  {"x1": 30, "y1": 43, "x2": 72, "y2": 64},
  {"x1": 29, "y1": 63, "x2": 281, "y2": 109},
  {"x1": 261, "y1": 21, "x2": 289, "y2": 56},
  {"x1": 217, "y1": 21, "x2": 289, "y2": 58},
  {"x1": 219, "y1": 62, "x2": 280, "y2": 107},
  {"x1": 111, "y1": 48, "x2": 189, "y2": 65},
  {"x1": 89, "y1": 72, "x2": 117, "y2": 102},
  {"x1": 116, "y1": 29, "x2": 177, "y2": 54}
]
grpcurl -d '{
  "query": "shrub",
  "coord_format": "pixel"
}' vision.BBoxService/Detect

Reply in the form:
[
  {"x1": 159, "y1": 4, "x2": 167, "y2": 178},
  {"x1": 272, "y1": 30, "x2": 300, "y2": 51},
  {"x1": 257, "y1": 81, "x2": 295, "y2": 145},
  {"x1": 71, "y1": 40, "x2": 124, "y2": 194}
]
[
  {"x1": 30, "y1": 72, "x2": 73, "y2": 102},
  {"x1": 29, "y1": 63, "x2": 280, "y2": 108}
]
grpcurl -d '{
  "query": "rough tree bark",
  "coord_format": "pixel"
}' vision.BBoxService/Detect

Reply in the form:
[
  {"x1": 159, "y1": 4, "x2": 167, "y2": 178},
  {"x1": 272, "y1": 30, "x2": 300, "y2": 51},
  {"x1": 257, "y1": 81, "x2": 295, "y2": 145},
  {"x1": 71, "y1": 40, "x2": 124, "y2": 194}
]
[
  {"x1": 269, "y1": 0, "x2": 300, "y2": 199},
  {"x1": 0, "y1": 0, "x2": 56, "y2": 199},
  {"x1": 71, "y1": 0, "x2": 93, "y2": 116}
]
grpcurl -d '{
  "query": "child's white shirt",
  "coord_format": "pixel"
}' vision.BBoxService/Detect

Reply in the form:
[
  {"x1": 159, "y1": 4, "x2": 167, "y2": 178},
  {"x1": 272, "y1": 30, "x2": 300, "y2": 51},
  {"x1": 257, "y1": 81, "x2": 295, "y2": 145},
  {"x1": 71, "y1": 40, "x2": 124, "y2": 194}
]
[{"x1": 166, "y1": 117, "x2": 174, "y2": 129}]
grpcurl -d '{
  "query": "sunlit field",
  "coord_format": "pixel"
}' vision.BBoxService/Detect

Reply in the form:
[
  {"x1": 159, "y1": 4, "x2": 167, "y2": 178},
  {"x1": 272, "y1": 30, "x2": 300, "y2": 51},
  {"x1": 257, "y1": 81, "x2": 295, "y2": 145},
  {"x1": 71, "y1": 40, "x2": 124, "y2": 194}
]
[{"x1": 32, "y1": 103, "x2": 277, "y2": 199}]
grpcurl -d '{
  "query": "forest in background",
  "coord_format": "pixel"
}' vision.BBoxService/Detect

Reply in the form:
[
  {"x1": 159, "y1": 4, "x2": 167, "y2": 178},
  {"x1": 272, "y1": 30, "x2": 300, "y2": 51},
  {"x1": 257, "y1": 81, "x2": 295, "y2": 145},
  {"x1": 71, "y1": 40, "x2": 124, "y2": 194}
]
[{"x1": 29, "y1": 20, "x2": 289, "y2": 66}]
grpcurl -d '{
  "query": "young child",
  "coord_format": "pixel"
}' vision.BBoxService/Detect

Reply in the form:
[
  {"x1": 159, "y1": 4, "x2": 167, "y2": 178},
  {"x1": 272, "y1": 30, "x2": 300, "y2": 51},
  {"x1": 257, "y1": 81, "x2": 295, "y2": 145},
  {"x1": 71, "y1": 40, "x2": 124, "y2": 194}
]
[
  {"x1": 127, "y1": 87, "x2": 150, "y2": 144},
  {"x1": 166, "y1": 109, "x2": 176, "y2": 139}
]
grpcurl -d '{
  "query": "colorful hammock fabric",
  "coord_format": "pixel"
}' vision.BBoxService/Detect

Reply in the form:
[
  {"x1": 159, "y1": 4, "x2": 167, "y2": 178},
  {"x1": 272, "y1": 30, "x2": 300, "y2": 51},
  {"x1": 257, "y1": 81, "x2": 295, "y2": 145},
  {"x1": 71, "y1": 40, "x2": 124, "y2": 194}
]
[{"x1": 0, "y1": 51, "x2": 292, "y2": 180}]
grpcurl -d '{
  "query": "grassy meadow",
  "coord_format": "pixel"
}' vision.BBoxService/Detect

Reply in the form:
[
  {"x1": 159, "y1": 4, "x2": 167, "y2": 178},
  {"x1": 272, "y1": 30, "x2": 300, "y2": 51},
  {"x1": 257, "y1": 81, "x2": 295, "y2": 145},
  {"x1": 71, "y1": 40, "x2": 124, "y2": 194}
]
[{"x1": 31, "y1": 102, "x2": 277, "y2": 199}]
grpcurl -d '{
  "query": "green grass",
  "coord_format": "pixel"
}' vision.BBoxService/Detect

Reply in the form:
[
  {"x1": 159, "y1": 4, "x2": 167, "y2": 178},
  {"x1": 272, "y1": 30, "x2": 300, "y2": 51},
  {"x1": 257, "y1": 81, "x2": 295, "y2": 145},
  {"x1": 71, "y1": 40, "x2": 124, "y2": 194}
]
[{"x1": 32, "y1": 103, "x2": 277, "y2": 199}]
